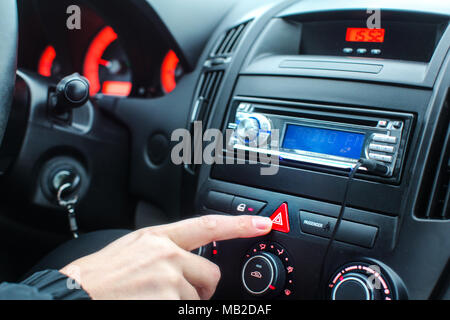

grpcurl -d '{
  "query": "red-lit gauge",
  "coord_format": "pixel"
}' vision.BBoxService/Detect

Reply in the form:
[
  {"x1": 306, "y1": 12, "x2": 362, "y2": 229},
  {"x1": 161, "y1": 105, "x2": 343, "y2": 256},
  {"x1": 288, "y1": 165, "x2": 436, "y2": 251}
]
[
  {"x1": 38, "y1": 45, "x2": 63, "y2": 78},
  {"x1": 83, "y1": 26, "x2": 132, "y2": 97},
  {"x1": 346, "y1": 28, "x2": 385, "y2": 43},
  {"x1": 161, "y1": 50, "x2": 182, "y2": 94}
]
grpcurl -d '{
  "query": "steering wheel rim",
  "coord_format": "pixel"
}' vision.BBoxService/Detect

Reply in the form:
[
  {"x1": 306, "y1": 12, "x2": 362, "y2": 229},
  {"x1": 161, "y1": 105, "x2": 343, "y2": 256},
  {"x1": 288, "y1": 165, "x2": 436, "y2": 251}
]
[{"x1": 0, "y1": 0, "x2": 18, "y2": 147}]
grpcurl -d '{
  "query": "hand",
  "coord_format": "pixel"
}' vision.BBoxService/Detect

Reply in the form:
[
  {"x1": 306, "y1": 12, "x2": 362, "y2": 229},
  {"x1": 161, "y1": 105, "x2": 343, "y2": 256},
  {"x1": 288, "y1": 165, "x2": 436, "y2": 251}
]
[{"x1": 60, "y1": 215, "x2": 273, "y2": 300}]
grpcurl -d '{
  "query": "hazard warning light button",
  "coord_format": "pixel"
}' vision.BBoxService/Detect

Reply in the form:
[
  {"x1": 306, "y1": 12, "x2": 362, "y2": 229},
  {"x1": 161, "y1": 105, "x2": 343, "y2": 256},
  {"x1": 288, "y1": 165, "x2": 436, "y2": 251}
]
[{"x1": 270, "y1": 203, "x2": 290, "y2": 234}]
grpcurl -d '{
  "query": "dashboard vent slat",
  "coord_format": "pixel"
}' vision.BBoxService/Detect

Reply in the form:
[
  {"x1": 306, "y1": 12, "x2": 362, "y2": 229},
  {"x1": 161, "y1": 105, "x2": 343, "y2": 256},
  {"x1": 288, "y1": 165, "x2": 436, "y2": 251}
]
[
  {"x1": 213, "y1": 22, "x2": 249, "y2": 57},
  {"x1": 441, "y1": 165, "x2": 450, "y2": 218},
  {"x1": 416, "y1": 96, "x2": 450, "y2": 220},
  {"x1": 187, "y1": 70, "x2": 224, "y2": 174},
  {"x1": 193, "y1": 71, "x2": 224, "y2": 123},
  {"x1": 223, "y1": 23, "x2": 246, "y2": 54}
]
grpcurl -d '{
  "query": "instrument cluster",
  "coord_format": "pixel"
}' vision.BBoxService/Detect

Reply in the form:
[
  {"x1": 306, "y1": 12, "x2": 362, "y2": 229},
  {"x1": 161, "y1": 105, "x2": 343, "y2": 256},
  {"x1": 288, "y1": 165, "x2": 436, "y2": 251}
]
[{"x1": 17, "y1": 0, "x2": 183, "y2": 98}]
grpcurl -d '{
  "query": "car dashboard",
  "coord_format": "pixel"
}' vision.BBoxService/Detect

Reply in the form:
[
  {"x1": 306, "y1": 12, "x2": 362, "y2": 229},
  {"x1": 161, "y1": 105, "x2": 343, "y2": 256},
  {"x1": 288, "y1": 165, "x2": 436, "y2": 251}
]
[
  {"x1": 188, "y1": 0, "x2": 450, "y2": 300},
  {"x1": 4, "y1": 0, "x2": 450, "y2": 300},
  {"x1": 17, "y1": 0, "x2": 183, "y2": 98}
]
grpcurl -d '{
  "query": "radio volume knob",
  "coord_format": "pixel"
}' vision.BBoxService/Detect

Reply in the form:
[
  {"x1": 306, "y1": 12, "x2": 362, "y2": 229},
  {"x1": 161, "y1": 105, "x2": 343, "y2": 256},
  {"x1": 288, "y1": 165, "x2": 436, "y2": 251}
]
[
  {"x1": 235, "y1": 114, "x2": 272, "y2": 145},
  {"x1": 236, "y1": 117, "x2": 260, "y2": 143}
]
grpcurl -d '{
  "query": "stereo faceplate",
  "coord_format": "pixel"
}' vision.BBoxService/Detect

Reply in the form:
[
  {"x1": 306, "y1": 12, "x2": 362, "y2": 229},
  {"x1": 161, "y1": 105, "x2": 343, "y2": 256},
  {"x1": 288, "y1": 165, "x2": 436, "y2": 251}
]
[{"x1": 226, "y1": 101, "x2": 413, "y2": 180}]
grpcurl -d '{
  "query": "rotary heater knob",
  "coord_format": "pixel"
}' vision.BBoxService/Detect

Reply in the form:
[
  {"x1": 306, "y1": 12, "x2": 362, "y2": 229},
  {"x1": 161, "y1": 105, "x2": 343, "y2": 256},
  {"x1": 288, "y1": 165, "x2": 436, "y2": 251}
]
[
  {"x1": 242, "y1": 252, "x2": 286, "y2": 297},
  {"x1": 331, "y1": 273, "x2": 376, "y2": 300},
  {"x1": 329, "y1": 262, "x2": 397, "y2": 300}
]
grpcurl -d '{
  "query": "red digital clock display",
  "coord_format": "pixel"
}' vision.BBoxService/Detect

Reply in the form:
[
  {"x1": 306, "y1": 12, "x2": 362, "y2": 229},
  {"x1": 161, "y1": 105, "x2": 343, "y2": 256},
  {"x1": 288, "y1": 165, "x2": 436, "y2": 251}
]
[{"x1": 346, "y1": 28, "x2": 385, "y2": 43}]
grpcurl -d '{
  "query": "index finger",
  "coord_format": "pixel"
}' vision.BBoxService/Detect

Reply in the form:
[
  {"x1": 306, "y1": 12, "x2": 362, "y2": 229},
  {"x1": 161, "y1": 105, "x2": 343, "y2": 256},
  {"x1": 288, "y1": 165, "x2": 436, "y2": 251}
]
[{"x1": 146, "y1": 215, "x2": 273, "y2": 251}]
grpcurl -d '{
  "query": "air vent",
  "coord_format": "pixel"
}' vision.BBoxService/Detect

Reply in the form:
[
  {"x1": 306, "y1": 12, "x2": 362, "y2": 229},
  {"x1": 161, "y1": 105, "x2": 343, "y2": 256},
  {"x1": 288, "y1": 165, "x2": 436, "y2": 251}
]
[
  {"x1": 416, "y1": 97, "x2": 450, "y2": 220},
  {"x1": 213, "y1": 21, "x2": 250, "y2": 57},
  {"x1": 186, "y1": 70, "x2": 224, "y2": 173},
  {"x1": 191, "y1": 71, "x2": 224, "y2": 124}
]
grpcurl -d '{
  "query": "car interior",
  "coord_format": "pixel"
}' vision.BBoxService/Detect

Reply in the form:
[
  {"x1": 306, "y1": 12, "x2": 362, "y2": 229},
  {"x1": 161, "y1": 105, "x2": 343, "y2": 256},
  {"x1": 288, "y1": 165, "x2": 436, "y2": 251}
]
[{"x1": 0, "y1": 0, "x2": 449, "y2": 300}]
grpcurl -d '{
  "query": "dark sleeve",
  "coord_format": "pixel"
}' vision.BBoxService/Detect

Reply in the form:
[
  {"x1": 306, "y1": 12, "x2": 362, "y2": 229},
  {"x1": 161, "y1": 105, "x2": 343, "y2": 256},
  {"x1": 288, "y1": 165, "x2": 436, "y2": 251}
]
[{"x1": 0, "y1": 270, "x2": 91, "y2": 300}]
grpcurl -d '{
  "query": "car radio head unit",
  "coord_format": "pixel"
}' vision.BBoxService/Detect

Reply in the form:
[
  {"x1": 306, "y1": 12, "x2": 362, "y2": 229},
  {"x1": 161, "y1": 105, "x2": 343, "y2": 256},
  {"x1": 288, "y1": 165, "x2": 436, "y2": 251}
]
[
  {"x1": 282, "y1": 124, "x2": 366, "y2": 160},
  {"x1": 226, "y1": 101, "x2": 413, "y2": 180}
]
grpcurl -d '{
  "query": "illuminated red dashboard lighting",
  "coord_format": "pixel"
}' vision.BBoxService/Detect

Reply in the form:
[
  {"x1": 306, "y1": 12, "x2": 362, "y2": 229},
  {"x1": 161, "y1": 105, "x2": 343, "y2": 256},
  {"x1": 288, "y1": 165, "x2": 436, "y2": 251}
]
[
  {"x1": 102, "y1": 81, "x2": 132, "y2": 96},
  {"x1": 161, "y1": 50, "x2": 179, "y2": 93},
  {"x1": 83, "y1": 26, "x2": 118, "y2": 96},
  {"x1": 346, "y1": 28, "x2": 385, "y2": 43},
  {"x1": 38, "y1": 45, "x2": 56, "y2": 77}
]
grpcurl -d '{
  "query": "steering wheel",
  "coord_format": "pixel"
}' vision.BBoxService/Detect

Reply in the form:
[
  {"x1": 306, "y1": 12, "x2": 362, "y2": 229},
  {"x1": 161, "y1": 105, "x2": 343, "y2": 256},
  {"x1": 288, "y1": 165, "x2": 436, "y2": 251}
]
[{"x1": 0, "y1": 0, "x2": 18, "y2": 147}]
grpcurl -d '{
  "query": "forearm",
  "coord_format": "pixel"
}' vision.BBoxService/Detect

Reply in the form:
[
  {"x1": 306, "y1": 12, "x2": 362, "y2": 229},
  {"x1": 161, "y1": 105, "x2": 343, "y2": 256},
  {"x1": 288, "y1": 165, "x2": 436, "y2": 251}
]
[{"x1": 0, "y1": 270, "x2": 91, "y2": 300}]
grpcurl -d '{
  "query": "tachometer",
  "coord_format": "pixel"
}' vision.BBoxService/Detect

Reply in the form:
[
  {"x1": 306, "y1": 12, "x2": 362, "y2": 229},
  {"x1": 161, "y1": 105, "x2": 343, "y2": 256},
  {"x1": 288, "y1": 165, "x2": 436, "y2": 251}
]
[
  {"x1": 38, "y1": 26, "x2": 181, "y2": 97},
  {"x1": 38, "y1": 45, "x2": 62, "y2": 78},
  {"x1": 83, "y1": 26, "x2": 132, "y2": 97},
  {"x1": 161, "y1": 50, "x2": 182, "y2": 94}
]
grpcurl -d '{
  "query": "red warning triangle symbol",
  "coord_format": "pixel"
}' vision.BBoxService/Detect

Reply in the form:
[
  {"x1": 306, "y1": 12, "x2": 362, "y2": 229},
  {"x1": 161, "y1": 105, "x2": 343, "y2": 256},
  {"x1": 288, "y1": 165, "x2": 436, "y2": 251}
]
[
  {"x1": 272, "y1": 213, "x2": 283, "y2": 225},
  {"x1": 270, "y1": 203, "x2": 290, "y2": 233}
]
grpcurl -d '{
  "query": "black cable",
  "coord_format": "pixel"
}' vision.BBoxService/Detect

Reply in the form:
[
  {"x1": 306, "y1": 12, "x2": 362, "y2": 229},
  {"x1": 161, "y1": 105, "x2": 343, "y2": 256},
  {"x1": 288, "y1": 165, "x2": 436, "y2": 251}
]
[
  {"x1": 317, "y1": 159, "x2": 364, "y2": 298},
  {"x1": 316, "y1": 158, "x2": 390, "y2": 298}
]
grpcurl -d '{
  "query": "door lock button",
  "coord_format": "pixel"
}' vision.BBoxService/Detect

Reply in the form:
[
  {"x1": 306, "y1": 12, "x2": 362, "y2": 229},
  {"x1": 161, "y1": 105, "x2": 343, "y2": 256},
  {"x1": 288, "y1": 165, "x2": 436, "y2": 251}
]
[{"x1": 231, "y1": 197, "x2": 267, "y2": 215}]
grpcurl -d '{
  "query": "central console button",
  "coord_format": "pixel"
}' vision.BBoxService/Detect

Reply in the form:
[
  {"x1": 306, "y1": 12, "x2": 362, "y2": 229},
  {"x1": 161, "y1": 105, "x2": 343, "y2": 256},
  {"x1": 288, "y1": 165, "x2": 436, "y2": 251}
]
[
  {"x1": 270, "y1": 203, "x2": 290, "y2": 233},
  {"x1": 204, "y1": 191, "x2": 233, "y2": 213},
  {"x1": 231, "y1": 197, "x2": 266, "y2": 215},
  {"x1": 299, "y1": 211, "x2": 378, "y2": 248},
  {"x1": 204, "y1": 191, "x2": 268, "y2": 215},
  {"x1": 242, "y1": 252, "x2": 286, "y2": 297},
  {"x1": 300, "y1": 211, "x2": 336, "y2": 238}
]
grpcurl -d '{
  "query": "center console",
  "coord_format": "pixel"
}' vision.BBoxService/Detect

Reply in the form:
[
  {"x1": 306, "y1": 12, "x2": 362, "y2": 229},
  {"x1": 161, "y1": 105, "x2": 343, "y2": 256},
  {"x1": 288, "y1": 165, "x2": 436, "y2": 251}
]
[{"x1": 187, "y1": 2, "x2": 450, "y2": 300}]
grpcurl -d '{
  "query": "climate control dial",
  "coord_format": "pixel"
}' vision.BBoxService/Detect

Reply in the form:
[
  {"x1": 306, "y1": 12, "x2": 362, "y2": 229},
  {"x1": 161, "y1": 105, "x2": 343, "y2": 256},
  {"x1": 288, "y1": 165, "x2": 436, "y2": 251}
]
[
  {"x1": 242, "y1": 242, "x2": 295, "y2": 298},
  {"x1": 328, "y1": 262, "x2": 395, "y2": 300},
  {"x1": 331, "y1": 273, "x2": 375, "y2": 300},
  {"x1": 242, "y1": 252, "x2": 285, "y2": 297}
]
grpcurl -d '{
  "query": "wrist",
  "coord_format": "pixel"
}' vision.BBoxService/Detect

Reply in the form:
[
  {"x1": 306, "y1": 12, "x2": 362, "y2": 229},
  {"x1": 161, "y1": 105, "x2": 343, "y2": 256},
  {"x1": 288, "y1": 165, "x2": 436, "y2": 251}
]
[{"x1": 23, "y1": 270, "x2": 91, "y2": 300}]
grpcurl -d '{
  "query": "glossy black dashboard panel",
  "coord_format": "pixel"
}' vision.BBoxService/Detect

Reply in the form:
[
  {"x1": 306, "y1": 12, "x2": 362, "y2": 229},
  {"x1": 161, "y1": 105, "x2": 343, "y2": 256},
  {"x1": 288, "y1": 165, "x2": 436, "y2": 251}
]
[
  {"x1": 299, "y1": 19, "x2": 444, "y2": 62},
  {"x1": 187, "y1": 0, "x2": 450, "y2": 300}
]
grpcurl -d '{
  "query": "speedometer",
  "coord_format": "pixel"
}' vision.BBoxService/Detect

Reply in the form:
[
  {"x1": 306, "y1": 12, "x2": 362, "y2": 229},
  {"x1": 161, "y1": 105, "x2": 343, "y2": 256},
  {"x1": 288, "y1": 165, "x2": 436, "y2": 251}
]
[
  {"x1": 83, "y1": 26, "x2": 132, "y2": 97},
  {"x1": 38, "y1": 25, "x2": 182, "y2": 97}
]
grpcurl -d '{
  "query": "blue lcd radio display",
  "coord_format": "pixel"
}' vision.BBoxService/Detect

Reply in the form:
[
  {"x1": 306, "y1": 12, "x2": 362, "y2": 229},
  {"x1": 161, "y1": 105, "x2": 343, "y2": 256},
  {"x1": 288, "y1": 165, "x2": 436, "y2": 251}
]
[{"x1": 282, "y1": 125, "x2": 365, "y2": 160}]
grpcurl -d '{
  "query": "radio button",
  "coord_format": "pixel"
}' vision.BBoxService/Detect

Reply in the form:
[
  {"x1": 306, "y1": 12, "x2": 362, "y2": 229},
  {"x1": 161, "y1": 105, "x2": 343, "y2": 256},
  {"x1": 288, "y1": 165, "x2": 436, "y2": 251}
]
[
  {"x1": 392, "y1": 121, "x2": 403, "y2": 130},
  {"x1": 343, "y1": 48, "x2": 353, "y2": 54},
  {"x1": 228, "y1": 123, "x2": 238, "y2": 130},
  {"x1": 371, "y1": 49, "x2": 382, "y2": 55},
  {"x1": 369, "y1": 153, "x2": 393, "y2": 163},
  {"x1": 372, "y1": 134, "x2": 397, "y2": 144},
  {"x1": 377, "y1": 121, "x2": 388, "y2": 128},
  {"x1": 369, "y1": 144, "x2": 395, "y2": 153},
  {"x1": 356, "y1": 48, "x2": 367, "y2": 54}
]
